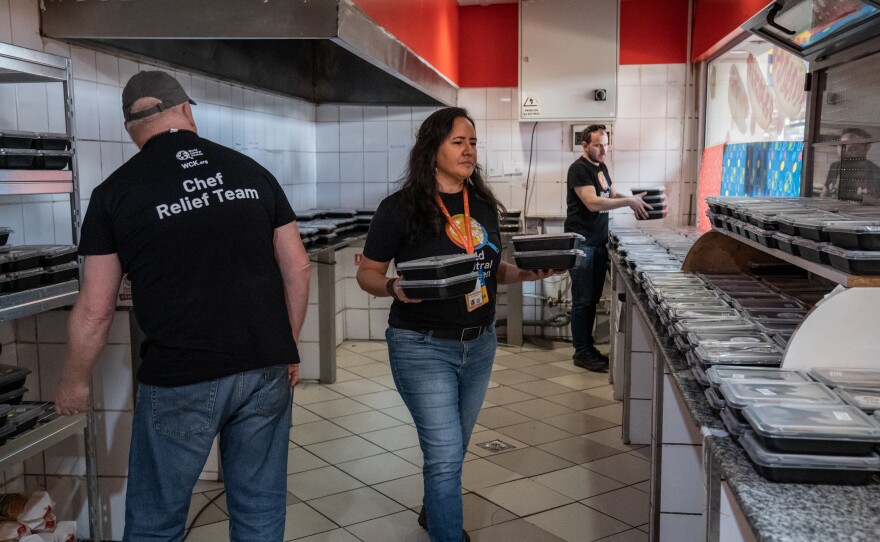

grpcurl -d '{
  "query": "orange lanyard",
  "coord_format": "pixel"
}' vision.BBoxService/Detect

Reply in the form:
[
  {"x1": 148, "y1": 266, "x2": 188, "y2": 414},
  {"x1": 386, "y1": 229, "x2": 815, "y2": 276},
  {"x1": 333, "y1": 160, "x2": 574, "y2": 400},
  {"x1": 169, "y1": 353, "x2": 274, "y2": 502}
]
[{"x1": 435, "y1": 187, "x2": 474, "y2": 254}]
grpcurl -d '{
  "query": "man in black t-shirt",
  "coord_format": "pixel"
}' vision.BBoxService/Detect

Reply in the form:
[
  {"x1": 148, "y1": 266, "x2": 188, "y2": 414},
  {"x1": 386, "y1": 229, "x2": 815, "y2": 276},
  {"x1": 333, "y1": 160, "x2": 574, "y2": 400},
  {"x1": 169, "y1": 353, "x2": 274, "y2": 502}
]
[
  {"x1": 53, "y1": 71, "x2": 310, "y2": 541},
  {"x1": 565, "y1": 125, "x2": 650, "y2": 371}
]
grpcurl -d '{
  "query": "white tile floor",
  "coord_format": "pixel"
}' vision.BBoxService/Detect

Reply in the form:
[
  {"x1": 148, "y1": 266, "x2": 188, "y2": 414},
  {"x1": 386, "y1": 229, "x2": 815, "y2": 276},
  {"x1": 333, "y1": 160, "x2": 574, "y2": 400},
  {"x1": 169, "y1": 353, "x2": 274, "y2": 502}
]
[{"x1": 184, "y1": 340, "x2": 650, "y2": 542}]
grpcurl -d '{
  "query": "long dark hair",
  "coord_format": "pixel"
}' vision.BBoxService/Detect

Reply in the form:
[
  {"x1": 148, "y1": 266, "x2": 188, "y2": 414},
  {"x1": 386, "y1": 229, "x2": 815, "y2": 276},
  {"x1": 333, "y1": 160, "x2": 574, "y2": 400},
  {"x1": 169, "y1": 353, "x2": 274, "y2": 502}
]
[{"x1": 400, "y1": 107, "x2": 504, "y2": 242}]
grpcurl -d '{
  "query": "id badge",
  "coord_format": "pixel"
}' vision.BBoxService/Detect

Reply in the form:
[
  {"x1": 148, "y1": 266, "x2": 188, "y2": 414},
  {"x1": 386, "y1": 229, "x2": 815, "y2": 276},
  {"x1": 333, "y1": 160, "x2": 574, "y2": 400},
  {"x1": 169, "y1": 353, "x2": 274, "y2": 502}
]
[{"x1": 465, "y1": 269, "x2": 489, "y2": 312}]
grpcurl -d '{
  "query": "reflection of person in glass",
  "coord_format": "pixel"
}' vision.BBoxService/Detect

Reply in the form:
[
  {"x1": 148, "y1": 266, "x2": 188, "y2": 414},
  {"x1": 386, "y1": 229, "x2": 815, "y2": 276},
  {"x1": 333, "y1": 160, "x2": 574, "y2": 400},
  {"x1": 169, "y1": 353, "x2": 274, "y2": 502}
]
[{"x1": 821, "y1": 127, "x2": 880, "y2": 203}]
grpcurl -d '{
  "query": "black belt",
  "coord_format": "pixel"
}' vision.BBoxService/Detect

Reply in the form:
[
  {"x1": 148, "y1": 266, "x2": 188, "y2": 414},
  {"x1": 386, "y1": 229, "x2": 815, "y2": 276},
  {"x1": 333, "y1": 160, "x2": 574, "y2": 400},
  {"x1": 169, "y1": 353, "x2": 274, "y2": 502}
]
[{"x1": 420, "y1": 326, "x2": 488, "y2": 341}]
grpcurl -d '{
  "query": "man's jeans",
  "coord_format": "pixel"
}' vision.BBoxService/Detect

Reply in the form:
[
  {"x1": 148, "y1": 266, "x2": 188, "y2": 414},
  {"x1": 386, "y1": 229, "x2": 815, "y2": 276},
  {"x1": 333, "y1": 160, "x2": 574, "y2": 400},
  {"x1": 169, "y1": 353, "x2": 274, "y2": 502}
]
[
  {"x1": 386, "y1": 325, "x2": 496, "y2": 542},
  {"x1": 124, "y1": 366, "x2": 292, "y2": 542},
  {"x1": 569, "y1": 243, "x2": 608, "y2": 360}
]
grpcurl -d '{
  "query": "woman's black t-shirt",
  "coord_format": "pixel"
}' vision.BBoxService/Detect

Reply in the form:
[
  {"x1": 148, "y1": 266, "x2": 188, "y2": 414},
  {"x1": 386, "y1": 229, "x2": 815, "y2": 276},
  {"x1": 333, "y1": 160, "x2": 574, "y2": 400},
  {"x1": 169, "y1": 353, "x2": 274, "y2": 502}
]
[{"x1": 363, "y1": 189, "x2": 502, "y2": 330}]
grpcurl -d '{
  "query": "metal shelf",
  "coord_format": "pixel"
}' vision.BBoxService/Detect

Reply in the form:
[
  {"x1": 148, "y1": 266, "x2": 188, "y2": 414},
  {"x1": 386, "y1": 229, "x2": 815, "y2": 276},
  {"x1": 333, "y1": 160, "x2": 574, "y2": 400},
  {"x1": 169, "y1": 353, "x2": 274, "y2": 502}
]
[
  {"x1": 0, "y1": 405, "x2": 85, "y2": 465},
  {"x1": 0, "y1": 280, "x2": 79, "y2": 322},
  {"x1": 712, "y1": 227, "x2": 880, "y2": 287},
  {"x1": 0, "y1": 170, "x2": 74, "y2": 195}
]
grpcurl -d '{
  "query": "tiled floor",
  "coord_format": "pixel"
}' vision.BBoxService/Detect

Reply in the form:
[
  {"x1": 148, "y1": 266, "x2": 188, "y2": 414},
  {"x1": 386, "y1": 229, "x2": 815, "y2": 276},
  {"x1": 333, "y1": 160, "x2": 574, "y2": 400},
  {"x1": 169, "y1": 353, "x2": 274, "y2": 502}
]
[{"x1": 184, "y1": 340, "x2": 650, "y2": 542}]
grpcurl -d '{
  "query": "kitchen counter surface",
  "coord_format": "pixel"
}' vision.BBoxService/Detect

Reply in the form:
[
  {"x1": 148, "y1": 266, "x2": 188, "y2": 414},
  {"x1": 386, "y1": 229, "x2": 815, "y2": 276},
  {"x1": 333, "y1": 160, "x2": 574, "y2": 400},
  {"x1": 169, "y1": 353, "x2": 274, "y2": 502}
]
[{"x1": 612, "y1": 254, "x2": 880, "y2": 541}]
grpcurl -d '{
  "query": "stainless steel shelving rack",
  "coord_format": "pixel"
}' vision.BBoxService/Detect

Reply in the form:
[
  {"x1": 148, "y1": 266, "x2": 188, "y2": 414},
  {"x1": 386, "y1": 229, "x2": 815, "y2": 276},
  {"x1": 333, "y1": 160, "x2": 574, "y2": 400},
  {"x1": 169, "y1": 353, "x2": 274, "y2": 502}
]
[{"x1": 0, "y1": 42, "x2": 103, "y2": 541}]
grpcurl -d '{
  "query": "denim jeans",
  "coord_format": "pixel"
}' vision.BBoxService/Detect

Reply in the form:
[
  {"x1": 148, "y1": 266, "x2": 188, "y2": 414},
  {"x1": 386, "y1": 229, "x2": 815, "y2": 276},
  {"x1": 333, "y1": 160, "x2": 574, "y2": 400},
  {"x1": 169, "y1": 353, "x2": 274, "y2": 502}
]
[
  {"x1": 386, "y1": 325, "x2": 496, "y2": 542},
  {"x1": 569, "y1": 243, "x2": 608, "y2": 360},
  {"x1": 124, "y1": 366, "x2": 292, "y2": 542}
]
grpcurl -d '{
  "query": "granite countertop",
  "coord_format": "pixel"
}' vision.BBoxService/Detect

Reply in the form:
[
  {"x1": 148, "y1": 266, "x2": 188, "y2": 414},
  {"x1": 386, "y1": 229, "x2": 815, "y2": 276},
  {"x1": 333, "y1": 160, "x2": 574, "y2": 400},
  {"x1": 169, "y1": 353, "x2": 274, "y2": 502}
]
[{"x1": 611, "y1": 253, "x2": 880, "y2": 541}]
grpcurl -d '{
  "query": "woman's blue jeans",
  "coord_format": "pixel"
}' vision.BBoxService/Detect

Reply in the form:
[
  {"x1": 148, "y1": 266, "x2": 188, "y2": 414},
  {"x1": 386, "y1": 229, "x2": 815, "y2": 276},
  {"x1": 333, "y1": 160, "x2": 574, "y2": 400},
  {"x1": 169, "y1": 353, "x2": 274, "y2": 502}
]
[
  {"x1": 124, "y1": 365, "x2": 292, "y2": 542},
  {"x1": 569, "y1": 243, "x2": 608, "y2": 360},
  {"x1": 386, "y1": 325, "x2": 496, "y2": 542}
]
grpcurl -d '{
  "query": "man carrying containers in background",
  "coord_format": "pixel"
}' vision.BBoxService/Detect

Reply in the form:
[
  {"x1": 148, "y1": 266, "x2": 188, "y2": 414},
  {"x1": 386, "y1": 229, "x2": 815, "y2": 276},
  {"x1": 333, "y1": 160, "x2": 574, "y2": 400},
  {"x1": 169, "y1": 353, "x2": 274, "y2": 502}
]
[
  {"x1": 54, "y1": 71, "x2": 310, "y2": 542},
  {"x1": 565, "y1": 124, "x2": 651, "y2": 372}
]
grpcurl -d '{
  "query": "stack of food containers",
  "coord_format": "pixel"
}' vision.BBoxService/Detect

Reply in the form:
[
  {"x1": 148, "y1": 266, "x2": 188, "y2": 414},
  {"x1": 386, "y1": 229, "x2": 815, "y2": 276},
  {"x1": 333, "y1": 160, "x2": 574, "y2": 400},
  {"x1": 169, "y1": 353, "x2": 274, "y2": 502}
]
[
  {"x1": 511, "y1": 233, "x2": 585, "y2": 270},
  {"x1": 631, "y1": 187, "x2": 667, "y2": 221},
  {"x1": 395, "y1": 253, "x2": 480, "y2": 300}
]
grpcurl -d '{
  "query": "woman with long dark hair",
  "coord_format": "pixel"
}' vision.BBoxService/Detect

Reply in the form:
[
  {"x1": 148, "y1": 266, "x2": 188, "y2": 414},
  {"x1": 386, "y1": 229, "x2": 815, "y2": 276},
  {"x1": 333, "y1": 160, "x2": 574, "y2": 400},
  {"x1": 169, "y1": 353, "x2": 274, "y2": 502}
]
[{"x1": 357, "y1": 107, "x2": 556, "y2": 542}]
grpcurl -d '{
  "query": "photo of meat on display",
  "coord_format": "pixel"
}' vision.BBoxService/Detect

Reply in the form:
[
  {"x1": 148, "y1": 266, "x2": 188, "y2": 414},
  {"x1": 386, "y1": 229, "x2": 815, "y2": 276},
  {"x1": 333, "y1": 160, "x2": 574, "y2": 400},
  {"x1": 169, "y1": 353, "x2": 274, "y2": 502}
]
[
  {"x1": 746, "y1": 53, "x2": 774, "y2": 131},
  {"x1": 728, "y1": 64, "x2": 750, "y2": 134},
  {"x1": 771, "y1": 46, "x2": 806, "y2": 119}
]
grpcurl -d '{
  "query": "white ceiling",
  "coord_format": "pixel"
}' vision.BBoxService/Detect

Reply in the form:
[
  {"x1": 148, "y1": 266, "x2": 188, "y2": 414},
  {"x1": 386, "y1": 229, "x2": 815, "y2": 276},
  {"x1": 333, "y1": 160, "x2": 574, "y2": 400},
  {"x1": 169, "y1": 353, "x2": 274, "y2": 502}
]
[{"x1": 457, "y1": 0, "x2": 517, "y2": 5}]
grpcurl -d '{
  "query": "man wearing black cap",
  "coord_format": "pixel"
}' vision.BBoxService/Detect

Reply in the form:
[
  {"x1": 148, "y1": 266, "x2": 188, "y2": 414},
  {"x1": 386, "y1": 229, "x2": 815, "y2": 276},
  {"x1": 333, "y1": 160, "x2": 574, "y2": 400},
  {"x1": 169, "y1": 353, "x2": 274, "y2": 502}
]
[{"x1": 53, "y1": 71, "x2": 311, "y2": 541}]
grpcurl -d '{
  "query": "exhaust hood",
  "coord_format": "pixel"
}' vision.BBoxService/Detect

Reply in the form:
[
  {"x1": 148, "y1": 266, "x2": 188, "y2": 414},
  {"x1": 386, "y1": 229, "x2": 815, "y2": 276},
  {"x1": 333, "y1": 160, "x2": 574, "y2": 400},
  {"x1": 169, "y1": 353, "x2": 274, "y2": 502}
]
[{"x1": 39, "y1": 0, "x2": 457, "y2": 106}]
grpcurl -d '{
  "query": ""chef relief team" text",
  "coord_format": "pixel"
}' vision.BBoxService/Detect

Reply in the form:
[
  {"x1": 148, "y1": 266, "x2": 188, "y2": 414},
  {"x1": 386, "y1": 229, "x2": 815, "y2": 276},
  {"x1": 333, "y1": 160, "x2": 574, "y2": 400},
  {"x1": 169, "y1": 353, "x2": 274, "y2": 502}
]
[{"x1": 155, "y1": 171, "x2": 260, "y2": 219}]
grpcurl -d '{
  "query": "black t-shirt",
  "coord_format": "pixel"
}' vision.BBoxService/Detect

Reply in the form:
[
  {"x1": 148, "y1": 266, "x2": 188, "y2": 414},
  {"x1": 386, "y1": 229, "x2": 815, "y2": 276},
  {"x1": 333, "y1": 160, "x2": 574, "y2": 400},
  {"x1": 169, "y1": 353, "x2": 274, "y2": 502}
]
[
  {"x1": 564, "y1": 156, "x2": 612, "y2": 246},
  {"x1": 79, "y1": 130, "x2": 299, "y2": 386},
  {"x1": 363, "y1": 190, "x2": 502, "y2": 330}
]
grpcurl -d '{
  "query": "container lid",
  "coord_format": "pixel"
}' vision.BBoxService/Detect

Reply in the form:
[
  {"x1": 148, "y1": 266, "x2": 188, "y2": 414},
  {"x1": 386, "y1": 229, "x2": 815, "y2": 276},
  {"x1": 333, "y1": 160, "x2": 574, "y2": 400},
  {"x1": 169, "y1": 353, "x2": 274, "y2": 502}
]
[
  {"x1": 718, "y1": 381, "x2": 841, "y2": 409},
  {"x1": 742, "y1": 403, "x2": 880, "y2": 441},
  {"x1": 823, "y1": 220, "x2": 880, "y2": 233},
  {"x1": 6, "y1": 268, "x2": 44, "y2": 279},
  {"x1": 44, "y1": 261, "x2": 79, "y2": 273},
  {"x1": 686, "y1": 331, "x2": 772, "y2": 347},
  {"x1": 513, "y1": 249, "x2": 585, "y2": 258},
  {"x1": 790, "y1": 237, "x2": 831, "y2": 250},
  {"x1": 398, "y1": 271, "x2": 479, "y2": 288},
  {"x1": 822, "y1": 245, "x2": 880, "y2": 259},
  {"x1": 0, "y1": 365, "x2": 30, "y2": 386},
  {"x1": 706, "y1": 366, "x2": 811, "y2": 387},
  {"x1": 673, "y1": 318, "x2": 759, "y2": 335},
  {"x1": 810, "y1": 368, "x2": 880, "y2": 388},
  {"x1": 771, "y1": 231, "x2": 797, "y2": 241},
  {"x1": 511, "y1": 232, "x2": 584, "y2": 242},
  {"x1": 8, "y1": 403, "x2": 44, "y2": 426},
  {"x1": 740, "y1": 430, "x2": 880, "y2": 470},
  {"x1": 668, "y1": 307, "x2": 741, "y2": 320},
  {"x1": 38, "y1": 244, "x2": 77, "y2": 256},
  {"x1": 694, "y1": 344, "x2": 784, "y2": 365},
  {"x1": 395, "y1": 253, "x2": 478, "y2": 272},
  {"x1": 660, "y1": 300, "x2": 732, "y2": 311},
  {"x1": 703, "y1": 386, "x2": 726, "y2": 409},
  {"x1": 1, "y1": 248, "x2": 41, "y2": 262},
  {"x1": 836, "y1": 387, "x2": 880, "y2": 412}
]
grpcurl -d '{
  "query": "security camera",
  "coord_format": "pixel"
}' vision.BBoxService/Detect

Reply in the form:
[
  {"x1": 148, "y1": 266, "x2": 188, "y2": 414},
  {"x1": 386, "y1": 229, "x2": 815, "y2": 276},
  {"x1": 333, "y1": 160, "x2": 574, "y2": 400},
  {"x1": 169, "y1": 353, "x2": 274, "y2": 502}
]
[{"x1": 594, "y1": 89, "x2": 607, "y2": 101}]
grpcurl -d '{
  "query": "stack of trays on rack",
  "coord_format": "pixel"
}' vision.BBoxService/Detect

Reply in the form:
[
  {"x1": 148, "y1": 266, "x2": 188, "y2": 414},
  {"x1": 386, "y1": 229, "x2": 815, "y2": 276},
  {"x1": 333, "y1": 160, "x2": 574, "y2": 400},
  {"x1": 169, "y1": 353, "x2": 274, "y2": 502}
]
[
  {"x1": 0, "y1": 131, "x2": 73, "y2": 170},
  {"x1": 704, "y1": 196, "x2": 880, "y2": 275},
  {"x1": 632, "y1": 187, "x2": 667, "y2": 221},
  {"x1": 500, "y1": 210, "x2": 522, "y2": 233},
  {"x1": 298, "y1": 227, "x2": 318, "y2": 249},
  {"x1": 295, "y1": 208, "x2": 368, "y2": 245},
  {"x1": 0, "y1": 245, "x2": 79, "y2": 294},
  {"x1": 395, "y1": 253, "x2": 479, "y2": 300},
  {"x1": 511, "y1": 233, "x2": 585, "y2": 270}
]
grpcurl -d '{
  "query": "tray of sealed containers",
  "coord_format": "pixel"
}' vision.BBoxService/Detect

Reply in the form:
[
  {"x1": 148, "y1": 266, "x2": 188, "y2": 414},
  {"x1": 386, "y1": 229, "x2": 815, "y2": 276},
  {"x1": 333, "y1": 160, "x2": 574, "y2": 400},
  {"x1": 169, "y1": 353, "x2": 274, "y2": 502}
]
[
  {"x1": 822, "y1": 245, "x2": 880, "y2": 275},
  {"x1": 396, "y1": 253, "x2": 478, "y2": 281},
  {"x1": 514, "y1": 249, "x2": 585, "y2": 270},
  {"x1": 739, "y1": 430, "x2": 880, "y2": 484},
  {"x1": 742, "y1": 403, "x2": 880, "y2": 456},
  {"x1": 398, "y1": 272, "x2": 479, "y2": 300}
]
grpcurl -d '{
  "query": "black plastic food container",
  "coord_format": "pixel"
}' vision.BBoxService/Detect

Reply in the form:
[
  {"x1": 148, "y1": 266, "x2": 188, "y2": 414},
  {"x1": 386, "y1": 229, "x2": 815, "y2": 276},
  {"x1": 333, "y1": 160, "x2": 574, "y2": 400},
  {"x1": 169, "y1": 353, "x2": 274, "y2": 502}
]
[
  {"x1": 0, "y1": 228, "x2": 12, "y2": 247},
  {"x1": 0, "y1": 404, "x2": 10, "y2": 427},
  {"x1": 642, "y1": 194, "x2": 666, "y2": 205},
  {"x1": 0, "y1": 249, "x2": 42, "y2": 272},
  {"x1": 0, "y1": 387, "x2": 26, "y2": 405},
  {"x1": 631, "y1": 186, "x2": 665, "y2": 196},
  {"x1": 512, "y1": 233, "x2": 584, "y2": 251},
  {"x1": 1, "y1": 149, "x2": 37, "y2": 169},
  {"x1": 0, "y1": 365, "x2": 30, "y2": 395},
  {"x1": 772, "y1": 232, "x2": 799, "y2": 256},
  {"x1": 791, "y1": 238, "x2": 831, "y2": 265},
  {"x1": 399, "y1": 272, "x2": 479, "y2": 300},
  {"x1": 37, "y1": 150, "x2": 72, "y2": 170},
  {"x1": 823, "y1": 245, "x2": 880, "y2": 275},
  {"x1": 4, "y1": 268, "x2": 44, "y2": 293},
  {"x1": 35, "y1": 134, "x2": 71, "y2": 151},
  {"x1": 0, "y1": 423, "x2": 15, "y2": 445},
  {"x1": 824, "y1": 222, "x2": 880, "y2": 250},
  {"x1": 0, "y1": 132, "x2": 34, "y2": 149},
  {"x1": 637, "y1": 209, "x2": 668, "y2": 221},
  {"x1": 395, "y1": 253, "x2": 478, "y2": 281},
  {"x1": 739, "y1": 430, "x2": 880, "y2": 484},
  {"x1": 514, "y1": 249, "x2": 585, "y2": 270},
  {"x1": 42, "y1": 261, "x2": 79, "y2": 285},
  {"x1": 38, "y1": 245, "x2": 78, "y2": 267},
  {"x1": 7, "y1": 403, "x2": 45, "y2": 436}
]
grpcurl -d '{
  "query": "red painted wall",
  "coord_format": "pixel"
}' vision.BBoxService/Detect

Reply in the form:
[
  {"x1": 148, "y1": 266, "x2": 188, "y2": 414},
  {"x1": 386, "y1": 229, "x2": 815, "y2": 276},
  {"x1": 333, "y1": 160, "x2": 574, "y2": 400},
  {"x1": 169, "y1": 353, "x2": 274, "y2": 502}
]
[
  {"x1": 352, "y1": 0, "x2": 460, "y2": 83},
  {"x1": 692, "y1": 0, "x2": 770, "y2": 61},
  {"x1": 458, "y1": 4, "x2": 518, "y2": 88},
  {"x1": 620, "y1": 0, "x2": 689, "y2": 64}
]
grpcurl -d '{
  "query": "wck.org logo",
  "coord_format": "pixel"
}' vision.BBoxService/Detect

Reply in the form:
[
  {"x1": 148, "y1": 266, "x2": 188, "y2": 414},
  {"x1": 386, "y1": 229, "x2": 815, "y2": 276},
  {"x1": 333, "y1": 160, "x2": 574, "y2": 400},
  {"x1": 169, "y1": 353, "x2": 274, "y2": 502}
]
[{"x1": 176, "y1": 148, "x2": 208, "y2": 169}]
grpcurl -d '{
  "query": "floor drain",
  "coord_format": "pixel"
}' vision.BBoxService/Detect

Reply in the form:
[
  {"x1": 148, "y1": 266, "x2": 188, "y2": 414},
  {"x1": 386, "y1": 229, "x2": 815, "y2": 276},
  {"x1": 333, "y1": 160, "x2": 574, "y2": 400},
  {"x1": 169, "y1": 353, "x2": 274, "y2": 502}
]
[{"x1": 475, "y1": 439, "x2": 515, "y2": 453}]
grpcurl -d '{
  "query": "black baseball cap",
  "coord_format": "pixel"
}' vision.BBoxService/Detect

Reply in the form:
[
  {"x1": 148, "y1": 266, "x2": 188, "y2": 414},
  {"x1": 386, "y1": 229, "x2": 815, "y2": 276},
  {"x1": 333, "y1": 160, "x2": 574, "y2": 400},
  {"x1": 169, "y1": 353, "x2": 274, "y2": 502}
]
[{"x1": 122, "y1": 71, "x2": 196, "y2": 122}]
